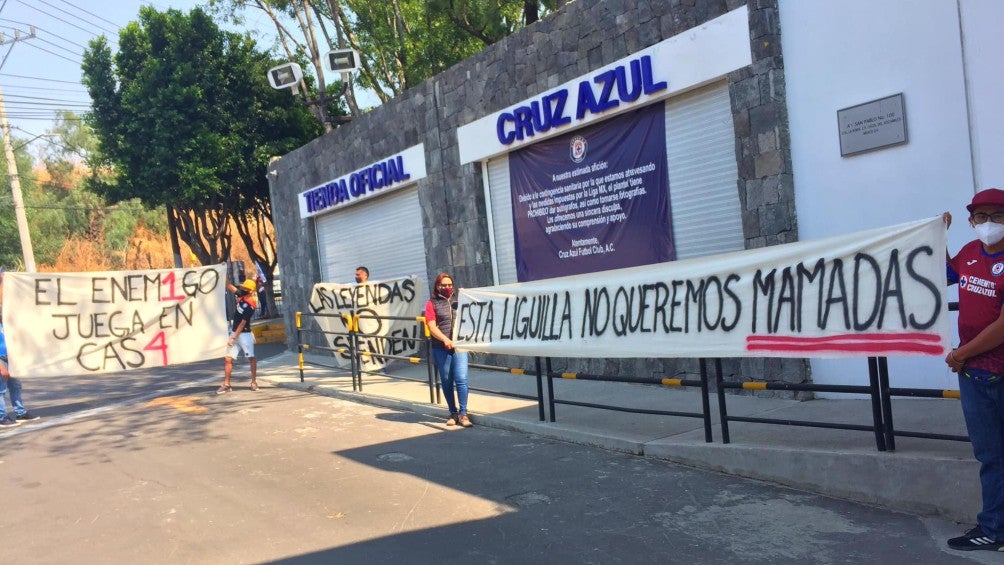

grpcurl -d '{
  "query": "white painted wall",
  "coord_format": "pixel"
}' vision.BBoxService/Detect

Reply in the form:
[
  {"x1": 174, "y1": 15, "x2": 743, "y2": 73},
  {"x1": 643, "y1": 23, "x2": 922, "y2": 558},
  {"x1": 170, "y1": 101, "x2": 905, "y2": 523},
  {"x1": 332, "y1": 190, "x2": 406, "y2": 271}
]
[
  {"x1": 779, "y1": 0, "x2": 1002, "y2": 392},
  {"x1": 961, "y1": 0, "x2": 1004, "y2": 189}
]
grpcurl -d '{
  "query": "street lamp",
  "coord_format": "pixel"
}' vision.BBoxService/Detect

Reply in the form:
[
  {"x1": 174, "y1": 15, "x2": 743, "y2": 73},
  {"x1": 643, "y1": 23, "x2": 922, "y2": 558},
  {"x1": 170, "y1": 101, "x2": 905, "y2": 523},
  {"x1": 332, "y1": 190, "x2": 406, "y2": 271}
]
[
  {"x1": 325, "y1": 49, "x2": 359, "y2": 73},
  {"x1": 267, "y1": 62, "x2": 304, "y2": 95}
]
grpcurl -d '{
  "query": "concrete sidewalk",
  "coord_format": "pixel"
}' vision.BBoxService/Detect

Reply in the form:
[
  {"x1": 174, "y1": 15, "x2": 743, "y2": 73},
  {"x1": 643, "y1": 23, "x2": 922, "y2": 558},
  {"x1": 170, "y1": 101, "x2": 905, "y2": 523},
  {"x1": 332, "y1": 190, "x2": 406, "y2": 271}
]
[{"x1": 256, "y1": 351, "x2": 978, "y2": 523}]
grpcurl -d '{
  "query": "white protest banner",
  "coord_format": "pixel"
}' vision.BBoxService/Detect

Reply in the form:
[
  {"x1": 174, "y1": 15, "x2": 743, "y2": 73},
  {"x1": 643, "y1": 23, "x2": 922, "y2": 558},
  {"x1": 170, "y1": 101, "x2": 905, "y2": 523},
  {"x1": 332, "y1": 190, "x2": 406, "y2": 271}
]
[
  {"x1": 455, "y1": 217, "x2": 950, "y2": 358},
  {"x1": 307, "y1": 276, "x2": 427, "y2": 370},
  {"x1": 2, "y1": 265, "x2": 228, "y2": 376}
]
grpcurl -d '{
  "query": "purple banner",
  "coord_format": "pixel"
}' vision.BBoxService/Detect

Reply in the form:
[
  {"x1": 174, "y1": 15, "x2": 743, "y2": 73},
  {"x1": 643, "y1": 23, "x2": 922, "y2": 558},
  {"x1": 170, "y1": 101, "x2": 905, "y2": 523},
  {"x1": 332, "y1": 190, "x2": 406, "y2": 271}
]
[{"x1": 509, "y1": 103, "x2": 675, "y2": 281}]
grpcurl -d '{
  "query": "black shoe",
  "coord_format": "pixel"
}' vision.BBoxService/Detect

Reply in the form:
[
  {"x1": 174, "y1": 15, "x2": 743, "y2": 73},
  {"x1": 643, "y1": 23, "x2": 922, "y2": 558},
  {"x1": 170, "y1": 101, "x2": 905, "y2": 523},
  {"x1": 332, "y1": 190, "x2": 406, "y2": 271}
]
[
  {"x1": 15, "y1": 411, "x2": 39, "y2": 421},
  {"x1": 948, "y1": 526, "x2": 1004, "y2": 551},
  {"x1": 0, "y1": 416, "x2": 22, "y2": 427}
]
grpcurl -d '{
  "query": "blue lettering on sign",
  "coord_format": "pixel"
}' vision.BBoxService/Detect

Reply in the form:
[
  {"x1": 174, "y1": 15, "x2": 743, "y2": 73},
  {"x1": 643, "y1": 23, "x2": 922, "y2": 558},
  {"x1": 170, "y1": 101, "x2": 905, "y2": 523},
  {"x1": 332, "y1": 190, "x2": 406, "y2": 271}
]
[
  {"x1": 497, "y1": 92, "x2": 572, "y2": 145},
  {"x1": 304, "y1": 155, "x2": 411, "y2": 214},
  {"x1": 304, "y1": 179, "x2": 351, "y2": 213},
  {"x1": 496, "y1": 55, "x2": 667, "y2": 145}
]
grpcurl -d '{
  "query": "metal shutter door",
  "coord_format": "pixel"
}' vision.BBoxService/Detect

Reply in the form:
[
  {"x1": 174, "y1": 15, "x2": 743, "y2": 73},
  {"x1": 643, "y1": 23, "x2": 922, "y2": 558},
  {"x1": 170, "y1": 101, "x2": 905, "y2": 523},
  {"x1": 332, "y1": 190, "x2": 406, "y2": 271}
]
[
  {"x1": 486, "y1": 156, "x2": 518, "y2": 284},
  {"x1": 665, "y1": 82, "x2": 745, "y2": 258},
  {"x1": 315, "y1": 185, "x2": 429, "y2": 283}
]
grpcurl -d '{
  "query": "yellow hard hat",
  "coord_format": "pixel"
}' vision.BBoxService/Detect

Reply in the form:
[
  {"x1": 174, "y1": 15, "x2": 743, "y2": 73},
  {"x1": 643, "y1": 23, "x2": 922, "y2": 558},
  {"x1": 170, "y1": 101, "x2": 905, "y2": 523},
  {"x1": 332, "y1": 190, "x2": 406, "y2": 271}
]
[{"x1": 240, "y1": 279, "x2": 257, "y2": 293}]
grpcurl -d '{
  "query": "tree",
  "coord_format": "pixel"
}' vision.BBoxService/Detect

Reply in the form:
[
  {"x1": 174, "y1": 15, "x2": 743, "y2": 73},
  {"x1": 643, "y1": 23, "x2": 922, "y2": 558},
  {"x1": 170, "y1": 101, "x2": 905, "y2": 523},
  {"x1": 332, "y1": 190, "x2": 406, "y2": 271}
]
[
  {"x1": 82, "y1": 7, "x2": 320, "y2": 312},
  {"x1": 31, "y1": 112, "x2": 175, "y2": 271},
  {"x1": 426, "y1": 0, "x2": 567, "y2": 45},
  {"x1": 209, "y1": 0, "x2": 565, "y2": 115}
]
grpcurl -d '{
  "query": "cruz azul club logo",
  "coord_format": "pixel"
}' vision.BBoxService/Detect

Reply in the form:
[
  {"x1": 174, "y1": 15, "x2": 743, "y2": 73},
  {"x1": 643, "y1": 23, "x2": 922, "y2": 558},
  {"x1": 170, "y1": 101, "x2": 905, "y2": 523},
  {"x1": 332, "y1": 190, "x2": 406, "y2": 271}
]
[{"x1": 570, "y1": 135, "x2": 587, "y2": 163}]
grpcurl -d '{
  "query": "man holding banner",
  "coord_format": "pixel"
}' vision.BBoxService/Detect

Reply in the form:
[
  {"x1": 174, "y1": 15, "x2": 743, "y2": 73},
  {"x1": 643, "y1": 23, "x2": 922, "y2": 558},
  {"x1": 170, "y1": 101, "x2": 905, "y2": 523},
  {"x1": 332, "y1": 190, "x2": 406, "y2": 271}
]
[
  {"x1": 218, "y1": 279, "x2": 259, "y2": 394},
  {"x1": 945, "y1": 188, "x2": 1004, "y2": 552}
]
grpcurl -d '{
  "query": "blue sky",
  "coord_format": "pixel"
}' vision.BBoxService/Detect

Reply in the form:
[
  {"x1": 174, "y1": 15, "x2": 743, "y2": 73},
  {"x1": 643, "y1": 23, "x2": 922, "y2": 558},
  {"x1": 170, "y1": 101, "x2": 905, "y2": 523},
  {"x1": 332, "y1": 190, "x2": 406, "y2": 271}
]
[{"x1": 0, "y1": 0, "x2": 280, "y2": 152}]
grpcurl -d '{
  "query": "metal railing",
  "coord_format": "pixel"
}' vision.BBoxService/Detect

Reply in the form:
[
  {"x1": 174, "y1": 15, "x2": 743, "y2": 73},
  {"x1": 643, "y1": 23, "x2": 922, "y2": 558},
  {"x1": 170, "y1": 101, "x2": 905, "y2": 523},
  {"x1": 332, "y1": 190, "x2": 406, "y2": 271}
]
[{"x1": 293, "y1": 309, "x2": 967, "y2": 452}]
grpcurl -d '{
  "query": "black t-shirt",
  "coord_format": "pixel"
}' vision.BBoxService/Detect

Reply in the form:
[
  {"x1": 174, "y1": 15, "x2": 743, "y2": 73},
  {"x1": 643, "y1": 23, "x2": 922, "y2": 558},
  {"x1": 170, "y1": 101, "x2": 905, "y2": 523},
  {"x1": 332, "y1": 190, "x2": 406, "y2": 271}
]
[{"x1": 232, "y1": 298, "x2": 255, "y2": 333}]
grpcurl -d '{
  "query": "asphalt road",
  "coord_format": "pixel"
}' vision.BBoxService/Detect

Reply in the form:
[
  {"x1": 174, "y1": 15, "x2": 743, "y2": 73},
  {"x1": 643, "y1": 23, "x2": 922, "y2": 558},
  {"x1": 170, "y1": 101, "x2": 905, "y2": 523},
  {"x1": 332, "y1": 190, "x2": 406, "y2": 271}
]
[{"x1": 0, "y1": 347, "x2": 996, "y2": 564}]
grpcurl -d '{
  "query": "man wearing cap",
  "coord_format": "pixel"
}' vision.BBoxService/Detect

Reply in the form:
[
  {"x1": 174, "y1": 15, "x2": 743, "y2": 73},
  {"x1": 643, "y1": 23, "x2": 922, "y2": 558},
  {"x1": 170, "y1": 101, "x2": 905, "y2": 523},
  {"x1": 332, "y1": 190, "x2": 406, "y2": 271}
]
[
  {"x1": 945, "y1": 187, "x2": 1004, "y2": 551},
  {"x1": 218, "y1": 278, "x2": 259, "y2": 394}
]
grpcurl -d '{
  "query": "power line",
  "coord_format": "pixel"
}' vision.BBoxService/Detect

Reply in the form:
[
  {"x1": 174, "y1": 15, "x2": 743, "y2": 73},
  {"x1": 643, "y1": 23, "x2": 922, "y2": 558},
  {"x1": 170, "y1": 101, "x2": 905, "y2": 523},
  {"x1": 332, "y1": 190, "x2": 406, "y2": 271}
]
[
  {"x1": 2, "y1": 114, "x2": 84, "y2": 121},
  {"x1": 3, "y1": 83, "x2": 86, "y2": 93},
  {"x1": 5, "y1": 103, "x2": 91, "y2": 109},
  {"x1": 35, "y1": 0, "x2": 117, "y2": 35},
  {"x1": 0, "y1": 20, "x2": 97, "y2": 50},
  {"x1": 0, "y1": 72, "x2": 81, "y2": 84},
  {"x1": 32, "y1": 34, "x2": 83, "y2": 58},
  {"x1": 5, "y1": 93, "x2": 89, "y2": 103},
  {"x1": 0, "y1": 40, "x2": 12, "y2": 72},
  {"x1": 54, "y1": 0, "x2": 119, "y2": 33},
  {"x1": 15, "y1": 0, "x2": 106, "y2": 39},
  {"x1": 24, "y1": 41, "x2": 81, "y2": 65}
]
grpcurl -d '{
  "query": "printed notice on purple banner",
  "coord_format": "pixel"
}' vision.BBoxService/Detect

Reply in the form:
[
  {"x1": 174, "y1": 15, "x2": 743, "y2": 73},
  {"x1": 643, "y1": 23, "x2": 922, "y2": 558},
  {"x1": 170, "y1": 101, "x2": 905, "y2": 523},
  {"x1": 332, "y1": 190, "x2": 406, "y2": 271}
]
[{"x1": 509, "y1": 103, "x2": 675, "y2": 281}]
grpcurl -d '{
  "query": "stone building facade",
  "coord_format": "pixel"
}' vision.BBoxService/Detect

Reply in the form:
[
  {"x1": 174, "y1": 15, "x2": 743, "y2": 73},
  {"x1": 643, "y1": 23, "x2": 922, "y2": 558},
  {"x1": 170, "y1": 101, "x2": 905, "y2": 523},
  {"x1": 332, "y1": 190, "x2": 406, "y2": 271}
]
[{"x1": 268, "y1": 0, "x2": 809, "y2": 388}]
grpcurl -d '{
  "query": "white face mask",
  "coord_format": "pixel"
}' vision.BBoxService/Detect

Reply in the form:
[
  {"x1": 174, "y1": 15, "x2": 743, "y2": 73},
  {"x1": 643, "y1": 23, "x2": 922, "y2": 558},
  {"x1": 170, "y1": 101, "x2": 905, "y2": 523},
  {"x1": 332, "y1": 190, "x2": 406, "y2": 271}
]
[{"x1": 975, "y1": 222, "x2": 1004, "y2": 246}]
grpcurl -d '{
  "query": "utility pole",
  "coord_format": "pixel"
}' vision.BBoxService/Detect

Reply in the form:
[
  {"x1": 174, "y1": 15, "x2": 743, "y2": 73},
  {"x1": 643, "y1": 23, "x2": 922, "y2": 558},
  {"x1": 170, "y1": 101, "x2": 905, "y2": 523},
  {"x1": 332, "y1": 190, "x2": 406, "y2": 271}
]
[
  {"x1": 0, "y1": 28, "x2": 37, "y2": 271},
  {"x1": 0, "y1": 85, "x2": 33, "y2": 271}
]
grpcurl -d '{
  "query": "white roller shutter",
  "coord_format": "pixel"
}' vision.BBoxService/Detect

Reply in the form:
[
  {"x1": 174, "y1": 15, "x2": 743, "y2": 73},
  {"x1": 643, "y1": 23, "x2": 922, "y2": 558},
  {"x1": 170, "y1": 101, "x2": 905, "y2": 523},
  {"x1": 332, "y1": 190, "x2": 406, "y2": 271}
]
[
  {"x1": 666, "y1": 81, "x2": 745, "y2": 258},
  {"x1": 315, "y1": 185, "x2": 428, "y2": 284},
  {"x1": 484, "y1": 81, "x2": 742, "y2": 283},
  {"x1": 485, "y1": 157, "x2": 517, "y2": 284}
]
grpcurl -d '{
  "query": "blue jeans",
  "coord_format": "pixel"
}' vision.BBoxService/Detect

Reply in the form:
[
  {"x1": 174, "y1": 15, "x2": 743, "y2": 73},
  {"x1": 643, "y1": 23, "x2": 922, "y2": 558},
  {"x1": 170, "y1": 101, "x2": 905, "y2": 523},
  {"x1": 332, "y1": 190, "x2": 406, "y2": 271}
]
[
  {"x1": 432, "y1": 347, "x2": 469, "y2": 415},
  {"x1": 959, "y1": 372, "x2": 1004, "y2": 540},
  {"x1": 0, "y1": 376, "x2": 27, "y2": 420}
]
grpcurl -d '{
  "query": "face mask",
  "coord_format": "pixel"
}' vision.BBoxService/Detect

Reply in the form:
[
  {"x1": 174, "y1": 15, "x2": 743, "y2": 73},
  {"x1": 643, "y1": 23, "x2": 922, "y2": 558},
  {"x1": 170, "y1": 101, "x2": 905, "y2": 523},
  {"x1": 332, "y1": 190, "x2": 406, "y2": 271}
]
[
  {"x1": 439, "y1": 287, "x2": 453, "y2": 299},
  {"x1": 975, "y1": 222, "x2": 1004, "y2": 246}
]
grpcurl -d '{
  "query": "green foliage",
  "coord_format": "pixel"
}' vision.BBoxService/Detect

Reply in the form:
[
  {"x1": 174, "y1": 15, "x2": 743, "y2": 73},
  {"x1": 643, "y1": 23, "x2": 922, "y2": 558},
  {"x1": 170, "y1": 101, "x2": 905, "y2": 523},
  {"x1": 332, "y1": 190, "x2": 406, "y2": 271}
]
[
  {"x1": 82, "y1": 6, "x2": 320, "y2": 212},
  {"x1": 213, "y1": 0, "x2": 560, "y2": 108},
  {"x1": 337, "y1": 0, "x2": 479, "y2": 92},
  {"x1": 422, "y1": 0, "x2": 525, "y2": 46},
  {"x1": 45, "y1": 111, "x2": 99, "y2": 162},
  {"x1": 22, "y1": 183, "x2": 67, "y2": 265},
  {"x1": 102, "y1": 200, "x2": 165, "y2": 253}
]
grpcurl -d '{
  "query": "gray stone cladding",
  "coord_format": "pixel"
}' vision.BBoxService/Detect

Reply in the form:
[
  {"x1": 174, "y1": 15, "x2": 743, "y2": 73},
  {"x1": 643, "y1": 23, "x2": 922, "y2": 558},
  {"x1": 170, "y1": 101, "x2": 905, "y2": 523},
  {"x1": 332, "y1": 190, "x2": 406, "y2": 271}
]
[{"x1": 268, "y1": 0, "x2": 810, "y2": 395}]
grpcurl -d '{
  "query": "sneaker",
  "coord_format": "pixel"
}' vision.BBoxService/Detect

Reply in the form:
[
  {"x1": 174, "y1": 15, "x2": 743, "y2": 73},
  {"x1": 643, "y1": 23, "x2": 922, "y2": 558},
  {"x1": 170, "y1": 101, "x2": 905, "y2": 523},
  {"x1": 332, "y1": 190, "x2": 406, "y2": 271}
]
[
  {"x1": 15, "y1": 411, "x2": 39, "y2": 421},
  {"x1": 445, "y1": 413, "x2": 458, "y2": 426},
  {"x1": 459, "y1": 414, "x2": 473, "y2": 428},
  {"x1": 948, "y1": 526, "x2": 1004, "y2": 551},
  {"x1": 0, "y1": 416, "x2": 22, "y2": 428}
]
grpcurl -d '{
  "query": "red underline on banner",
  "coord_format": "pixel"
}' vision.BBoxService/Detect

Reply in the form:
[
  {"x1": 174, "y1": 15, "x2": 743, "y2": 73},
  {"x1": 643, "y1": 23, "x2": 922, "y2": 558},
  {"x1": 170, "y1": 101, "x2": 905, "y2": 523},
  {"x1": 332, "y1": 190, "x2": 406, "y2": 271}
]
[{"x1": 745, "y1": 333, "x2": 945, "y2": 355}]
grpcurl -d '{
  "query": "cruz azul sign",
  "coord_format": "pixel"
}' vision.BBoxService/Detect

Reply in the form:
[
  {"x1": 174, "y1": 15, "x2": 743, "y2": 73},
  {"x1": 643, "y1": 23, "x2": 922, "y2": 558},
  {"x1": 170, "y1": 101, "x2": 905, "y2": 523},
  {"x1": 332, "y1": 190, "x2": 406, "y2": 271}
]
[
  {"x1": 495, "y1": 54, "x2": 667, "y2": 146},
  {"x1": 453, "y1": 217, "x2": 951, "y2": 359},
  {"x1": 456, "y1": 6, "x2": 752, "y2": 164}
]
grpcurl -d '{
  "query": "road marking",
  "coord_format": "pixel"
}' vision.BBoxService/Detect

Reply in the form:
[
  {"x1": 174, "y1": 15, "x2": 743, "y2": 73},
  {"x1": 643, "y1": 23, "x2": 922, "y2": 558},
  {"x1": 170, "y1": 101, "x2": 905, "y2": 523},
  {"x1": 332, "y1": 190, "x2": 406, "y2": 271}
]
[
  {"x1": 0, "y1": 353, "x2": 290, "y2": 439},
  {"x1": 0, "y1": 375, "x2": 219, "y2": 438},
  {"x1": 146, "y1": 396, "x2": 208, "y2": 413}
]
